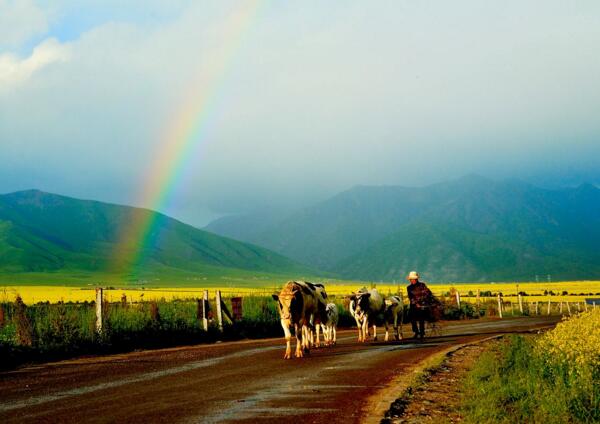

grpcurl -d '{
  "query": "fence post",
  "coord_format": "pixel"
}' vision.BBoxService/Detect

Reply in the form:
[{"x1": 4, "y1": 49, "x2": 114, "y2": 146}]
[
  {"x1": 566, "y1": 301, "x2": 572, "y2": 316},
  {"x1": 215, "y1": 290, "x2": 224, "y2": 332},
  {"x1": 455, "y1": 291, "x2": 461, "y2": 309},
  {"x1": 547, "y1": 300, "x2": 551, "y2": 315},
  {"x1": 584, "y1": 301, "x2": 588, "y2": 312},
  {"x1": 476, "y1": 289, "x2": 480, "y2": 310},
  {"x1": 559, "y1": 301, "x2": 563, "y2": 314},
  {"x1": 518, "y1": 294, "x2": 523, "y2": 314},
  {"x1": 95, "y1": 288, "x2": 103, "y2": 334},
  {"x1": 497, "y1": 294, "x2": 503, "y2": 319},
  {"x1": 594, "y1": 301, "x2": 596, "y2": 309},
  {"x1": 535, "y1": 301, "x2": 539, "y2": 315},
  {"x1": 202, "y1": 290, "x2": 209, "y2": 331},
  {"x1": 577, "y1": 302, "x2": 581, "y2": 313}
]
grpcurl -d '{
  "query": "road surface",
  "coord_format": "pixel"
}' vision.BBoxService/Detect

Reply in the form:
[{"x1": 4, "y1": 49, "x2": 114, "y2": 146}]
[{"x1": 0, "y1": 316, "x2": 558, "y2": 423}]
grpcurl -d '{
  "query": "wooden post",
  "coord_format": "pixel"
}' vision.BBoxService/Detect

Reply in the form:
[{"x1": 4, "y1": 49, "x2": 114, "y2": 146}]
[
  {"x1": 535, "y1": 301, "x2": 539, "y2": 315},
  {"x1": 518, "y1": 294, "x2": 523, "y2": 314},
  {"x1": 559, "y1": 301, "x2": 563, "y2": 314},
  {"x1": 476, "y1": 289, "x2": 480, "y2": 310},
  {"x1": 547, "y1": 300, "x2": 551, "y2": 315},
  {"x1": 95, "y1": 288, "x2": 103, "y2": 334},
  {"x1": 577, "y1": 302, "x2": 581, "y2": 313},
  {"x1": 455, "y1": 291, "x2": 461, "y2": 309},
  {"x1": 566, "y1": 301, "x2": 572, "y2": 316},
  {"x1": 594, "y1": 301, "x2": 596, "y2": 309},
  {"x1": 202, "y1": 290, "x2": 209, "y2": 331},
  {"x1": 215, "y1": 290, "x2": 224, "y2": 332},
  {"x1": 497, "y1": 294, "x2": 503, "y2": 319},
  {"x1": 584, "y1": 301, "x2": 588, "y2": 312}
]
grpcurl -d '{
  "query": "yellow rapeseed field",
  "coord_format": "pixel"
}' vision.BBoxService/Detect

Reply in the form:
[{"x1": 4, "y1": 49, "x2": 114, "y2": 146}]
[
  {"x1": 1, "y1": 280, "x2": 599, "y2": 304},
  {"x1": 0, "y1": 286, "x2": 273, "y2": 304},
  {"x1": 536, "y1": 308, "x2": 600, "y2": 378},
  {"x1": 322, "y1": 281, "x2": 600, "y2": 306}
]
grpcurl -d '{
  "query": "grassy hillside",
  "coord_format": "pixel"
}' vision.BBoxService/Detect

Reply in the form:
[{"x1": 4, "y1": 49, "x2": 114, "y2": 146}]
[
  {"x1": 206, "y1": 176, "x2": 600, "y2": 282},
  {"x1": 0, "y1": 190, "x2": 315, "y2": 284}
]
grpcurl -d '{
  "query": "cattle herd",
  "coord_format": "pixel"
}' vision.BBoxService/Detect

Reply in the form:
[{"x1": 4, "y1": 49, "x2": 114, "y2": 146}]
[{"x1": 272, "y1": 280, "x2": 404, "y2": 359}]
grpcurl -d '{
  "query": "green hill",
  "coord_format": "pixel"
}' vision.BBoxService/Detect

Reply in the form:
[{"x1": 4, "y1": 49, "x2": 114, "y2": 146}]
[
  {"x1": 0, "y1": 190, "x2": 314, "y2": 283},
  {"x1": 206, "y1": 176, "x2": 600, "y2": 282}
]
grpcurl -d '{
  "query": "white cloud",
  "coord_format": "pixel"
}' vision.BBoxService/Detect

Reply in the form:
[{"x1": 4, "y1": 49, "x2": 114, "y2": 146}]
[
  {"x1": 0, "y1": 37, "x2": 69, "y2": 87},
  {"x1": 0, "y1": 0, "x2": 48, "y2": 48},
  {"x1": 0, "y1": 1, "x2": 599, "y2": 225}
]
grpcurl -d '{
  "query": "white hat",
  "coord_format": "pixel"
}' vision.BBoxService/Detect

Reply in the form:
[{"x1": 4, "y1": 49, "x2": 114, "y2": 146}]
[{"x1": 407, "y1": 271, "x2": 419, "y2": 280}]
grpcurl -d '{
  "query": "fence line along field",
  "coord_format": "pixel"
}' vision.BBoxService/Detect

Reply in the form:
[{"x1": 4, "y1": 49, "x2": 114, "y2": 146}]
[{"x1": 2, "y1": 281, "x2": 600, "y2": 304}]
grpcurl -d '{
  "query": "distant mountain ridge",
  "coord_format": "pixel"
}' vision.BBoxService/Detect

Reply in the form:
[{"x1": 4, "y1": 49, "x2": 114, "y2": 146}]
[
  {"x1": 0, "y1": 190, "x2": 312, "y2": 279},
  {"x1": 205, "y1": 175, "x2": 600, "y2": 282}
]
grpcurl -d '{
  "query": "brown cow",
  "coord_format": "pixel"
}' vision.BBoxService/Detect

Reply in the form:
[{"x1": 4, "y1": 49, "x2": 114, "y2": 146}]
[{"x1": 272, "y1": 281, "x2": 326, "y2": 359}]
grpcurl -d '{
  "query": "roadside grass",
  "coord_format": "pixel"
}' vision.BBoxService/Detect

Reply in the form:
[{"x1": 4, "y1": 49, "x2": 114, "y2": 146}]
[
  {"x1": 461, "y1": 333, "x2": 599, "y2": 423},
  {"x1": 0, "y1": 289, "x2": 553, "y2": 371},
  {"x1": 0, "y1": 294, "x2": 359, "y2": 369}
]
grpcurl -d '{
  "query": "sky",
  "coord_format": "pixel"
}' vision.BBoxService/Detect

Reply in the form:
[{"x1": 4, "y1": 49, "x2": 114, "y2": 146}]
[{"x1": 1, "y1": 0, "x2": 599, "y2": 227}]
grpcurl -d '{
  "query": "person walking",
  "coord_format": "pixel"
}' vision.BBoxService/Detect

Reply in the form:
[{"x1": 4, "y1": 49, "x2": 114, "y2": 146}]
[{"x1": 406, "y1": 271, "x2": 432, "y2": 340}]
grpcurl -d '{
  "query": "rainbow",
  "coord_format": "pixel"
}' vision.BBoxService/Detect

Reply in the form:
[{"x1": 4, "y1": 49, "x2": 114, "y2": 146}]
[{"x1": 112, "y1": 0, "x2": 267, "y2": 275}]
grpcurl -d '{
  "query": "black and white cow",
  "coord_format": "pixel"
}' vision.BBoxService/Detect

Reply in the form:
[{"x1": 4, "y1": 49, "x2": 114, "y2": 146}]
[
  {"x1": 349, "y1": 288, "x2": 385, "y2": 342},
  {"x1": 383, "y1": 295, "x2": 404, "y2": 341},
  {"x1": 320, "y1": 303, "x2": 339, "y2": 346},
  {"x1": 272, "y1": 281, "x2": 328, "y2": 359},
  {"x1": 308, "y1": 283, "x2": 329, "y2": 348}
]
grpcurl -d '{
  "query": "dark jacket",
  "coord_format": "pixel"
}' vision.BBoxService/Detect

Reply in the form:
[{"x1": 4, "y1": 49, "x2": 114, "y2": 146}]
[{"x1": 407, "y1": 281, "x2": 432, "y2": 308}]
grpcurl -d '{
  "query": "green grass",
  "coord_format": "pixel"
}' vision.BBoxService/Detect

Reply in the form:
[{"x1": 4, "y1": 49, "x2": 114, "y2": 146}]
[
  {"x1": 0, "y1": 190, "x2": 318, "y2": 280},
  {"x1": 0, "y1": 268, "x2": 317, "y2": 287},
  {"x1": 461, "y1": 335, "x2": 599, "y2": 423}
]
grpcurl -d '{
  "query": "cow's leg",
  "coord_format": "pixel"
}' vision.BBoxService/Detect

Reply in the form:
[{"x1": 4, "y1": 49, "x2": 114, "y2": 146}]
[
  {"x1": 394, "y1": 311, "x2": 401, "y2": 341},
  {"x1": 361, "y1": 319, "x2": 369, "y2": 342},
  {"x1": 305, "y1": 325, "x2": 311, "y2": 354},
  {"x1": 355, "y1": 317, "x2": 363, "y2": 342},
  {"x1": 303, "y1": 325, "x2": 311, "y2": 354},
  {"x1": 302, "y1": 325, "x2": 308, "y2": 350},
  {"x1": 332, "y1": 325, "x2": 337, "y2": 345},
  {"x1": 315, "y1": 322, "x2": 321, "y2": 348},
  {"x1": 384, "y1": 319, "x2": 390, "y2": 342},
  {"x1": 295, "y1": 324, "x2": 304, "y2": 358},
  {"x1": 373, "y1": 322, "x2": 378, "y2": 341},
  {"x1": 281, "y1": 320, "x2": 292, "y2": 359}
]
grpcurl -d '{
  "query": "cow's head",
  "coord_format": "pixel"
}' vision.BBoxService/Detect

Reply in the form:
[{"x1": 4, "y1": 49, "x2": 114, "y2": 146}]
[
  {"x1": 272, "y1": 283, "x2": 303, "y2": 323},
  {"x1": 351, "y1": 292, "x2": 371, "y2": 319}
]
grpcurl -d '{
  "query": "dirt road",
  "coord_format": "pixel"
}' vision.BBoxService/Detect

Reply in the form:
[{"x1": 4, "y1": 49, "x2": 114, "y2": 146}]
[{"x1": 0, "y1": 317, "x2": 558, "y2": 423}]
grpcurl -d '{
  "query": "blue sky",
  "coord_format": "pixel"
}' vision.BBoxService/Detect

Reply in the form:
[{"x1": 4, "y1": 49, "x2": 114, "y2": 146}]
[{"x1": 1, "y1": 1, "x2": 599, "y2": 226}]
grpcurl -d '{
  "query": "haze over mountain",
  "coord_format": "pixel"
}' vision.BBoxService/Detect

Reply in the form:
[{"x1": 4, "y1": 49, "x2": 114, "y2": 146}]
[
  {"x1": 0, "y1": 190, "x2": 312, "y2": 281},
  {"x1": 206, "y1": 175, "x2": 600, "y2": 282}
]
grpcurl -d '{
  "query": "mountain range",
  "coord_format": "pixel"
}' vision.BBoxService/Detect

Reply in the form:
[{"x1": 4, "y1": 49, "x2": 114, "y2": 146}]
[
  {"x1": 0, "y1": 190, "x2": 312, "y2": 281},
  {"x1": 206, "y1": 175, "x2": 600, "y2": 282},
  {"x1": 2, "y1": 175, "x2": 599, "y2": 283}
]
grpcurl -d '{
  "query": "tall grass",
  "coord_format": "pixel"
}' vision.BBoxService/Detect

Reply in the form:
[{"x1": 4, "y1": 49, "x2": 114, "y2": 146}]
[{"x1": 462, "y1": 334, "x2": 599, "y2": 423}]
